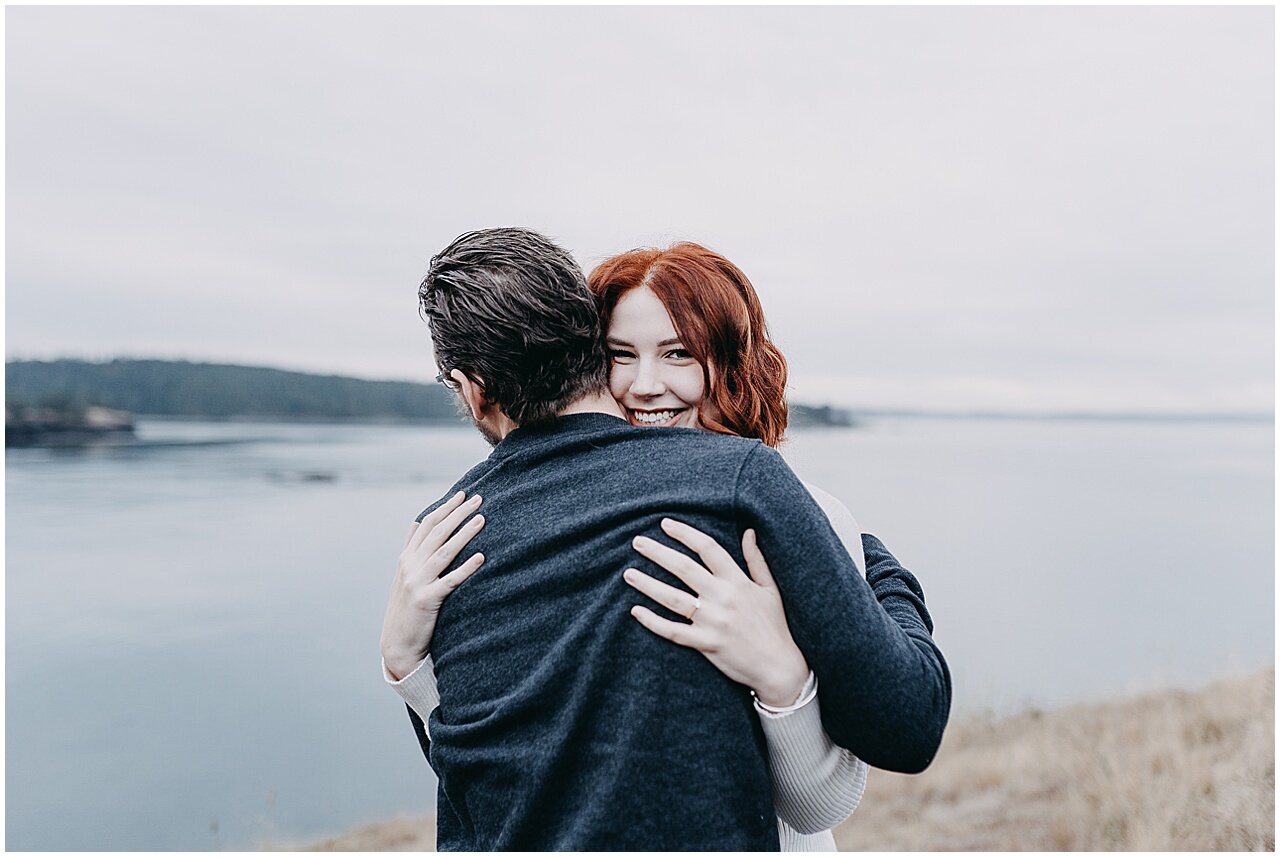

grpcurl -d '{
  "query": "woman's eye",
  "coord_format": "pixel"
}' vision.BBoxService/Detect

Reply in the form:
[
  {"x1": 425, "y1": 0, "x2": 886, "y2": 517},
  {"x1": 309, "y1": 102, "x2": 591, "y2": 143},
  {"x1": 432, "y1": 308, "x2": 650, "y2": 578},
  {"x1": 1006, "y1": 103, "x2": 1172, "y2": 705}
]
[
  {"x1": 609, "y1": 349, "x2": 635, "y2": 363},
  {"x1": 665, "y1": 349, "x2": 693, "y2": 360}
]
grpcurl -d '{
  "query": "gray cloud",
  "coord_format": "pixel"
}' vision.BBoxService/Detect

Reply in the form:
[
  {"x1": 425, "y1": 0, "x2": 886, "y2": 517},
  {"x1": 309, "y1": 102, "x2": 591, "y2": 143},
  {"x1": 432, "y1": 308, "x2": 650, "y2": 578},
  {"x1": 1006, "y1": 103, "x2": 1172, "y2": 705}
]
[{"x1": 6, "y1": 6, "x2": 1273, "y2": 412}]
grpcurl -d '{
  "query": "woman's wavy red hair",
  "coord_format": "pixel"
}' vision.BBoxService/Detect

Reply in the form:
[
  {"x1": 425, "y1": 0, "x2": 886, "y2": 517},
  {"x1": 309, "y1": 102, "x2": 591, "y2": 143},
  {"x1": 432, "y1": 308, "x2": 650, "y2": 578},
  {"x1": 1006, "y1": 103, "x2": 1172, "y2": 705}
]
[{"x1": 588, "y1": 243, "x2": 789, "y2": 447}]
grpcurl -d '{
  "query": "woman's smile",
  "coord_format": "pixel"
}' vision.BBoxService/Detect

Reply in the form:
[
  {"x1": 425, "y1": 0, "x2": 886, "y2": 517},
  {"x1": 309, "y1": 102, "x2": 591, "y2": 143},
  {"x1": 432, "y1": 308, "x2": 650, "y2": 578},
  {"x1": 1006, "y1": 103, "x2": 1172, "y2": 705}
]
[{"x1": 626, "y1": 407, "x2": 690, "y2": 427}]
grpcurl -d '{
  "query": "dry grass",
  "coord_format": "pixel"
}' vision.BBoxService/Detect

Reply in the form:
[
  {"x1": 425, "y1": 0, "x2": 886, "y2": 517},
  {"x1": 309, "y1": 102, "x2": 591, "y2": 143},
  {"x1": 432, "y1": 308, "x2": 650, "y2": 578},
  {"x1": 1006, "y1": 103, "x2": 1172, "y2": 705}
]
[
  {"x1": 283, "y1": 668, "x2": 1274, "y2": 851},
  {"x1": 284, "y1": 816, "x2": 436, "y2": 852},
  {"x1": 835, "y1": 669, "x2": 1274, "y2": 851}
]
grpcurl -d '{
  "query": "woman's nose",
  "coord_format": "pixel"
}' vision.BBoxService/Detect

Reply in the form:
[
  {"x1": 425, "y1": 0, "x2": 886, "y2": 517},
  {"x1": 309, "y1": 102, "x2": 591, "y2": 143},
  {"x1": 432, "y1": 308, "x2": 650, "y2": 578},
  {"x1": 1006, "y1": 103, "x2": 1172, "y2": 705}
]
[{"x1": 629, "y1": 360, "x2": 666, "y2": 397}]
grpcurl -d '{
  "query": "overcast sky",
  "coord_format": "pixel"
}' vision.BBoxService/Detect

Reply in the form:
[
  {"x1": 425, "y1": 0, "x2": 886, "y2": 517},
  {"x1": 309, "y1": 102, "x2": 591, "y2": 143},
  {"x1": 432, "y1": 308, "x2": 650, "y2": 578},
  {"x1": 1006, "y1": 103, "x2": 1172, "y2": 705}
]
[{"x1": 6, "y1": 6, "x2": 1273, "y2": 413}]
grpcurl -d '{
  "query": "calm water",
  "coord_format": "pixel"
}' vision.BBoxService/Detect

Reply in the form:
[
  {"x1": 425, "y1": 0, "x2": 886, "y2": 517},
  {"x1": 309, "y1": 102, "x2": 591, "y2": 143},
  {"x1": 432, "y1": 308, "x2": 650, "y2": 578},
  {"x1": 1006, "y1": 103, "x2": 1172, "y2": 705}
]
[{"x1": 6, "y1": 416, "x2": 1274, "y2": 850}]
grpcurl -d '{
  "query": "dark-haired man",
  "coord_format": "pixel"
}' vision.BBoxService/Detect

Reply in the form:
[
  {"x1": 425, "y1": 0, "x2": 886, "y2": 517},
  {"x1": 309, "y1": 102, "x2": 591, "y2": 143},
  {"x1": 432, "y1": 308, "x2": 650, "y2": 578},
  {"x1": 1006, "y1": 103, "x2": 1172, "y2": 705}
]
[{"x1": 380, "y1": 228, "x2": 950, "y2": 850}]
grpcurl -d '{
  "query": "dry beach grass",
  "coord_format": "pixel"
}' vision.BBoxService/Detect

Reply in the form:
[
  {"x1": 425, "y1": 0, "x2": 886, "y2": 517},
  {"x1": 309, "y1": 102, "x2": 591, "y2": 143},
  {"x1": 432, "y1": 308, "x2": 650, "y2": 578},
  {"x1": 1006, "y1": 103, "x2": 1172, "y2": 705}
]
[
  {"x1": 834, "y1": 669, "x2": 1274, "y2": 850},
  {"x1": 288, "y1": 668, "x2": 1274, "y2": 851}
]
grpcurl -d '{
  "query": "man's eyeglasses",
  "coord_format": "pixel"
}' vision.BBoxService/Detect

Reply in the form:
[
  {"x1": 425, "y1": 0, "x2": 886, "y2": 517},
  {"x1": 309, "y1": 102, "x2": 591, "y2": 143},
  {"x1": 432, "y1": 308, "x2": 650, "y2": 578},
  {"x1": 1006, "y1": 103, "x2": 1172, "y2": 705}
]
[{"x1": 435, "y1": 370, "x2": 461, "y2": 392}]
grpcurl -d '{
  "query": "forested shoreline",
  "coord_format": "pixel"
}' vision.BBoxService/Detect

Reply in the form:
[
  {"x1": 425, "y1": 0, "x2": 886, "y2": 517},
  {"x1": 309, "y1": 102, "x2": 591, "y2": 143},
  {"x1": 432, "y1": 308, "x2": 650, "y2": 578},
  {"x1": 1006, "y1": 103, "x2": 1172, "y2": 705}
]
[{"x1": 6, "y1": 359, "x2": 461, "y2": 422}]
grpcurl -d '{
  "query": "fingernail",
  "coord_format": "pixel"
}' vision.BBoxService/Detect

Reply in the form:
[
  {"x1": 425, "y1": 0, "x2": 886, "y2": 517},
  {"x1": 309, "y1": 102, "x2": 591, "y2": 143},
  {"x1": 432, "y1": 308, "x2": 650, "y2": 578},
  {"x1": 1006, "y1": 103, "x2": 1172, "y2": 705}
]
[
  {"x1": 470, "y1": 495, "x2": 483, "y2": 505},
  {"x1": 473, "y1": 515, "x2": 485, "y2": 526},
  {"x1": 660, "y1": 517, "x2": 674, "y2": 528},
  {"x1": 454, "y1": 491, "x2": 466, "y2": 501},
  {"x1": 474, "y1": 553, "x2": 484, "y2": 563},
  {"x1": 622, "y1": 568, "x2": 636, "y2": 581}
]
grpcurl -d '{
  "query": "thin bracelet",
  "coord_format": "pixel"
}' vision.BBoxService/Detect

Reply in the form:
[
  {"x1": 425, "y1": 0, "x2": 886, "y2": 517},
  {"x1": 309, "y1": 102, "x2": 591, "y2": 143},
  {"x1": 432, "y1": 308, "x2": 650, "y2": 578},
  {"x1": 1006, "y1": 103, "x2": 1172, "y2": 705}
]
[{"x1": 752, "y1": 670, "x2": 818, "y2": 714}]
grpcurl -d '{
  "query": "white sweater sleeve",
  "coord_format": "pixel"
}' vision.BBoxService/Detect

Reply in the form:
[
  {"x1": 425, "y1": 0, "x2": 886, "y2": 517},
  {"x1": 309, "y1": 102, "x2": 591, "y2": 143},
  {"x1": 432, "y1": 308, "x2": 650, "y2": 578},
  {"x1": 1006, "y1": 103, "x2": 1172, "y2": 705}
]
[
  {"x1": 757, "y1": 680, "x2": 869, "y2": 833},
  {"x1": 752, "y1": 482, "x2": 869, "y2": 834},
  {"x1": 383, "y1": 655, "x2": 441, "y2": 736}
]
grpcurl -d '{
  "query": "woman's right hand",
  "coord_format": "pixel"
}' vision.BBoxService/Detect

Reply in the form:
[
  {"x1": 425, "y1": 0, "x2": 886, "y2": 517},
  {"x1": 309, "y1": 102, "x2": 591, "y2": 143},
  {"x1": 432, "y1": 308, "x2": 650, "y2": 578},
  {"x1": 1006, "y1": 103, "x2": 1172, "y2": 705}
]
[
  {"x1": 625, "y1": 518, "x2": 810, "y2": 707},
  {"x1": 380, "y1": 491, "x2": 486, "y2": 680}
]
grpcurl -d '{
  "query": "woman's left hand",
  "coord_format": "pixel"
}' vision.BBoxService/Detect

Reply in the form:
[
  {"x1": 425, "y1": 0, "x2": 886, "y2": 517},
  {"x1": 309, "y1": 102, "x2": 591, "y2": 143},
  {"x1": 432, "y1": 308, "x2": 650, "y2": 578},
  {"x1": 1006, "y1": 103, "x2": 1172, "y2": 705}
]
[{"x1": 625, "y1": 518, "x2": 810, "y2": 707}]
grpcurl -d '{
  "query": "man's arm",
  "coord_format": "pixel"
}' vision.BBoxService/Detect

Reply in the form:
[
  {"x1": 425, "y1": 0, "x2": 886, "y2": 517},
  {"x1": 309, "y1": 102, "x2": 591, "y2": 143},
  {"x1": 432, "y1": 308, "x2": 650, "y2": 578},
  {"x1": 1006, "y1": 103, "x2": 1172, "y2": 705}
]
[{"x1": 735, "y1": 445, "x2": 951, "y2": 773}]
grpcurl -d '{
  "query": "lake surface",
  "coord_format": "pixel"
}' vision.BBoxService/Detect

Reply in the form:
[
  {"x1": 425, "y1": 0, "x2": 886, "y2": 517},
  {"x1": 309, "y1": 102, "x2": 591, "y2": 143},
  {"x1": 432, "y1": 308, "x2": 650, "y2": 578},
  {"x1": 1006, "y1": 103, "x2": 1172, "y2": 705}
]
[{"x1": 6, "y1": 416, "x2": 1274, "y2": 850}]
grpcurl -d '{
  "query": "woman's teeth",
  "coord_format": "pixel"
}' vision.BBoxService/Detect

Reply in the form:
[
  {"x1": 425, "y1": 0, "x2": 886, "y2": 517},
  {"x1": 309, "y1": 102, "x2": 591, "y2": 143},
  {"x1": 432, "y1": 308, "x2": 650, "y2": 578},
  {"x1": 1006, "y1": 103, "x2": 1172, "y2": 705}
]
[{"x1": 633, "y1": 409, "x2": 680, "y2": 424}]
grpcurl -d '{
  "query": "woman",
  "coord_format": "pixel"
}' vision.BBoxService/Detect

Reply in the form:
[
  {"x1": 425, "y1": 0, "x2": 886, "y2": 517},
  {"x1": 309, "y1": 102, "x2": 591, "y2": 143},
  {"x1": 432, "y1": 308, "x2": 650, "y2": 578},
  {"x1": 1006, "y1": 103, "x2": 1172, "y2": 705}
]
[{"x1": 386, "y1": 243, "x2": 869, "y2": 851}]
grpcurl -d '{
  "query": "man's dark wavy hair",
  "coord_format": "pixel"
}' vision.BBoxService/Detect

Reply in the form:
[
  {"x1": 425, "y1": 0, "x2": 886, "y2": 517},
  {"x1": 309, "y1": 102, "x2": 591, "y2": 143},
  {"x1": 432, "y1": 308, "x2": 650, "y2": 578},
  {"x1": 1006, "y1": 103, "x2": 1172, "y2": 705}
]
[{"x1": 419, "y1": 227, "x2": 610, "y2": 426}]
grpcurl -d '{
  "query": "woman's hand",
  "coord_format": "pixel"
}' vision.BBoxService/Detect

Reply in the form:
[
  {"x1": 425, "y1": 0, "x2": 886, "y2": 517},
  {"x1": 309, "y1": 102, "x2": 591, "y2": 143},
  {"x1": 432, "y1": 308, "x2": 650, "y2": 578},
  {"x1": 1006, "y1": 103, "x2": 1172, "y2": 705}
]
[
  {"x1": 624, "y1": 518, "x2": 810, "y2": 707},
  {"x1": 380, "y1": 491, "x2": 486, "y2": 681}
]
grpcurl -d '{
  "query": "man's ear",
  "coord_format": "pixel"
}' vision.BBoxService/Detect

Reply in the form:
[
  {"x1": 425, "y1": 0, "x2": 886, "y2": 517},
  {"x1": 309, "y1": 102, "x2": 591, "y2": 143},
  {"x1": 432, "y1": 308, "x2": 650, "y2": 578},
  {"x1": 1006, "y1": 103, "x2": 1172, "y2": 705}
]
[{"x1": 452, "y1": 370, "x2": 490, "y2": 422}]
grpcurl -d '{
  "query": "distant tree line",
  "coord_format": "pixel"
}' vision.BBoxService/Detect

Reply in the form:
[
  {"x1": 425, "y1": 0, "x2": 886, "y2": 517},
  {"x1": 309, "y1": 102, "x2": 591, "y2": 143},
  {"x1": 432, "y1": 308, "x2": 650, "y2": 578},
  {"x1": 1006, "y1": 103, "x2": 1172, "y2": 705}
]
[
  {"x1": 5, "y1": 358, "x2": 853, "y2": 426},
  {"x1": 6, "y1": 359, "x2": 460, "y2": 421}
]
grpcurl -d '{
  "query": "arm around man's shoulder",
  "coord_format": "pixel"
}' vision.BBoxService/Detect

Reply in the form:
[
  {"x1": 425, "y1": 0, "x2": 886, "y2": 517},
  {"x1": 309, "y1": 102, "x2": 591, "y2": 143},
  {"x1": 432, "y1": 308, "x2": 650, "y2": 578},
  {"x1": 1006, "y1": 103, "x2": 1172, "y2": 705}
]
[{"x1": 734, "y1": 444, "x2": 951, "y2": 773}]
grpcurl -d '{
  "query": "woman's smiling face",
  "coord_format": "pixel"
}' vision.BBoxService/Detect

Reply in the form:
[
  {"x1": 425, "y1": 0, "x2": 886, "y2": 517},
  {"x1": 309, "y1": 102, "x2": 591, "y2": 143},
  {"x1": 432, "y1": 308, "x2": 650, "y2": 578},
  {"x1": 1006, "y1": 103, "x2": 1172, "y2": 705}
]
[{"x1": 606, "y1": 286, "x2": 716, "y2": 430}]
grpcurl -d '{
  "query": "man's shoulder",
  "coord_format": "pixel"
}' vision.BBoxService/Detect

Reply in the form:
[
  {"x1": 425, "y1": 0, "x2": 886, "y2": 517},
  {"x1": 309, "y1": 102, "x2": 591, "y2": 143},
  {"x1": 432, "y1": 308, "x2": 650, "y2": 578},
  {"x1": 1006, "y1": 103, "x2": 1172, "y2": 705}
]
[
  {"x1": 521, "y1": 419, "x2": 774, "y2": 513},
  {"x1": 617, "y1": 426, "x2": 770, "y2": 482},
  {"x1": 417, "y1": 456, "x2": 500, "y2": 522},
  {"x1": 641, "y1": 425, "x2": 765, "y2": 457},
  {"x1": 420, "y1": 418, "x2": 768, "y2": 518}
]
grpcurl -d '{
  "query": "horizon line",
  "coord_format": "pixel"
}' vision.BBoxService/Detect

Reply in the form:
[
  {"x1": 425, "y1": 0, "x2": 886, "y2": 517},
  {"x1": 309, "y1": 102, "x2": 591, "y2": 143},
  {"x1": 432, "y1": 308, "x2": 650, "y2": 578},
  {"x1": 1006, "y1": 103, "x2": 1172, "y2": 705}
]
[{"x1": 6, "y1": 354, "x2": 1273, "y2": 424}]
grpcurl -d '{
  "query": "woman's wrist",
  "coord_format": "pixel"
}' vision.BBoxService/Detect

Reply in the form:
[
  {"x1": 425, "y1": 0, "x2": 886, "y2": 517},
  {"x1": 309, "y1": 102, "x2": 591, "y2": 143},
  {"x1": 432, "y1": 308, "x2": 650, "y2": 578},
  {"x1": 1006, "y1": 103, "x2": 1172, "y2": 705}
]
[
  {"x1": 751, "y1": 651, "x2": 811, "y2": 707},
  {"x1": 382, "y1": 646, "x2": 426, "y2": 682}
]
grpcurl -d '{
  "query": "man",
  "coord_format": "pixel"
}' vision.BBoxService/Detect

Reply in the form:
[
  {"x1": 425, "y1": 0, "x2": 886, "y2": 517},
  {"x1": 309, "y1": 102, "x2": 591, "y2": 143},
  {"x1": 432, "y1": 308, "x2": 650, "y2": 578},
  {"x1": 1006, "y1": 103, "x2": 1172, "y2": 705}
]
[{"x1": 382, "y1": 227, "x2": 950, "y2": 850}]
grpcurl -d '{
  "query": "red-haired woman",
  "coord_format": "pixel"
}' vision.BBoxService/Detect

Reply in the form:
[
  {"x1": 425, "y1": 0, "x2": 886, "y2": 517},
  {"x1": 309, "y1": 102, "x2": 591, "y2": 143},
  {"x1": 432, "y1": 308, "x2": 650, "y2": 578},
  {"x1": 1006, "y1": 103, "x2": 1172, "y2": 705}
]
[{"x1": 390, "y1": 243, "x2": 878, "y2": 850}]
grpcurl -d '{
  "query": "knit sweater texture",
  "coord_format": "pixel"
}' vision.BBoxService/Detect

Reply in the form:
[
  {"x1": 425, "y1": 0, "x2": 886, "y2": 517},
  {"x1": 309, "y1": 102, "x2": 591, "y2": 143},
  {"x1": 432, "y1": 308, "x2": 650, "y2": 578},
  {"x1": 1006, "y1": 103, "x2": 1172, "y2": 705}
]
[
  {"x1": 408, "y1": 413, "x2": 950, "y2": 851},
  {"x1": 389, "y1": 478, "x2": 871, "y2": 850}
]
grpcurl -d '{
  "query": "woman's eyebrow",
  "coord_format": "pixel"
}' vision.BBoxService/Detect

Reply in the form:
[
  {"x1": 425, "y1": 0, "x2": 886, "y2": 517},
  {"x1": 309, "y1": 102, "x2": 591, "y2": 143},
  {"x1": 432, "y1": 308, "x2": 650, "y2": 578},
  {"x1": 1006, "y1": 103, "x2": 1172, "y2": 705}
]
[{"x1": 605, "y1": 336, "x2": 684, "y2": 347}]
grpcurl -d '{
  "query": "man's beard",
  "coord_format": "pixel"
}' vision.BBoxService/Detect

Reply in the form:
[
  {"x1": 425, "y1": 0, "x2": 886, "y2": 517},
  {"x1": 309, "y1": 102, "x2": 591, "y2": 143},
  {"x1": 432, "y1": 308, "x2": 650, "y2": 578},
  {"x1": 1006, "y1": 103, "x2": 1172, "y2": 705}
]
[
  {"x1": 452, "y1": 393, "x2": 502, "y2": 447},
  {"x1": 471, "y1": 413, "x2": 502, "y2": 447}
]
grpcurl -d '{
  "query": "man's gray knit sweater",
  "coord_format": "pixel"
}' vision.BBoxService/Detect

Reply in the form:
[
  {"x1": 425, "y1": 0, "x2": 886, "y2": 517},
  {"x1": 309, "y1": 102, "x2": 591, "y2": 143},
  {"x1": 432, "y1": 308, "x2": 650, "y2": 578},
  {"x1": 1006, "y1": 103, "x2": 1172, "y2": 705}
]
[{"x1": 409, "y1": 413, "x2": 950, "y2": 851}]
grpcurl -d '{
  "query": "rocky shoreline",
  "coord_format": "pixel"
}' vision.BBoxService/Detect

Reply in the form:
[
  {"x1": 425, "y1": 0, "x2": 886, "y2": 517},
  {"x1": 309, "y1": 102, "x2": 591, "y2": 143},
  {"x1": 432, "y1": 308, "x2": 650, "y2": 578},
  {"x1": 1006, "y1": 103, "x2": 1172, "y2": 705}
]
[{"x1": 5, "y1": 404, "x2": 136, "y2": 448}]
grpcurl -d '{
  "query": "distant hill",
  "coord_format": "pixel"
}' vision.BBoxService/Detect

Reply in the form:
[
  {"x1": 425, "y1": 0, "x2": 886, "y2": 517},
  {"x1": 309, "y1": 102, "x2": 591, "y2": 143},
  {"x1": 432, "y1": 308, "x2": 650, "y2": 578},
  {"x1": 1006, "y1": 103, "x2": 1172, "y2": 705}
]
[
  {"x1": 5, "y1": 359, "x2": 458, "y2": 421},
  {"x1": 4, "y1": 359, "x2": 855, "y2": 426},
  {"x1": 789, "y1": 403, "x2": 855, "y2": 428}
]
